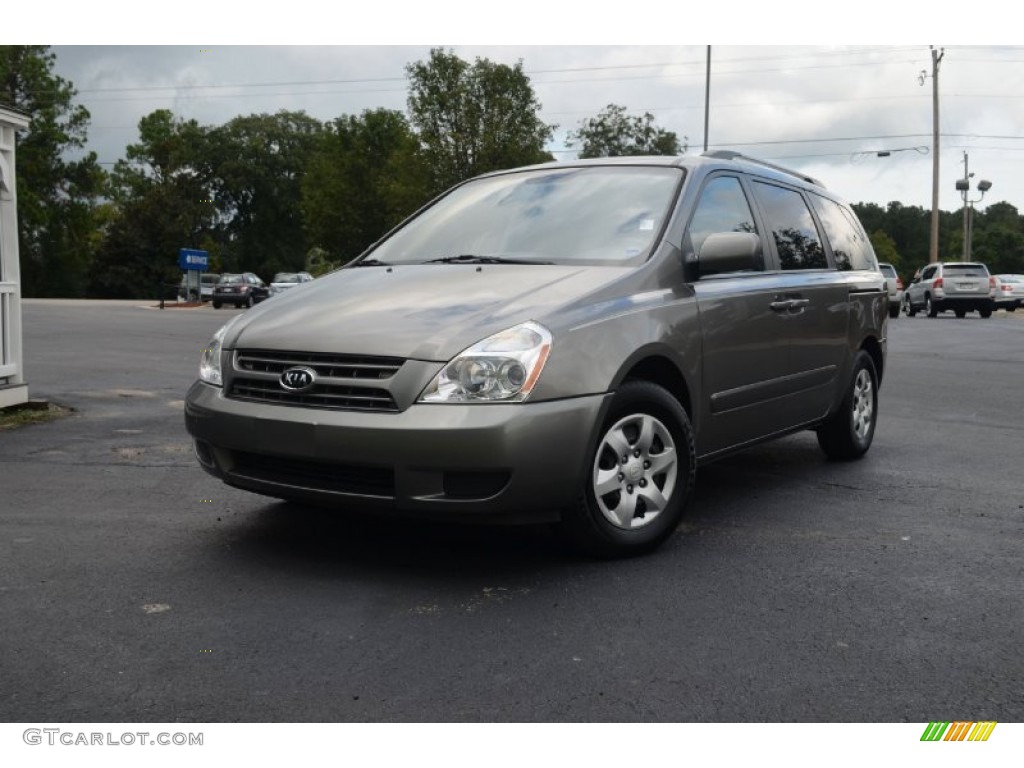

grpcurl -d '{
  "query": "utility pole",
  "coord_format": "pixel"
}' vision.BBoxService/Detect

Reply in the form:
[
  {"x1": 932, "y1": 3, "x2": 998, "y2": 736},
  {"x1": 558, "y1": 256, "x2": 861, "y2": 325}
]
[
  {"x1": 961, "y1": 152, "x2": 970, "y2": 261},
  {"x1": 703, "y1": 46, "x2": 711, "y2": 153},
  {"x1": 920, "y1": 46, "x2": 944, "y2": 263}
]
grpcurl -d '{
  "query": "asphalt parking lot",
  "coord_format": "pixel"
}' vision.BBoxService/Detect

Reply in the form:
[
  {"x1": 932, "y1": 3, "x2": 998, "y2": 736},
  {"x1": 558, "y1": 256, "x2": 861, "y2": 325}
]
[{"x1": 1, "y1": 300, "x2": 1022, "y2": 722}]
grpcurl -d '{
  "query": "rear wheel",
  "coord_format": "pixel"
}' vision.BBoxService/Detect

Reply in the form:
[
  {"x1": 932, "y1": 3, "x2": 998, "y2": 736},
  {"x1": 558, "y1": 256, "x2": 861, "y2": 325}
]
[
  {"x1": 904, "y1": 295, "x2": 917, "y2": 317},
  {"x1": 560, "y1": 381, "x2": 695, "y2": 558},
  {"x1": 979, "y1": 307, "x2": 992, "y2": 318},
  {"x1": 212, "y1": 301, "x2": 221, "y2": 309},
  {"x1": 926, "y1": 295, "x2": 938, "y2": 317},
  {"x1": 817, "y1": 350, "x2": 878, "y2": 461},
  {"x1": 888, "y1": 303, "x2": 900, "y2": 319},
  {"x1": 955, "y1": 309, "x2": 966, "y2": 318}
]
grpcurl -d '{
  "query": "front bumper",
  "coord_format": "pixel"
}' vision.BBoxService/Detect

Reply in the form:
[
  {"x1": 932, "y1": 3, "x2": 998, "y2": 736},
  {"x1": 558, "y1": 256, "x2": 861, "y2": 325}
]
[{"x1": 184, "y1": 381, "x2": 610, "y2": 523}]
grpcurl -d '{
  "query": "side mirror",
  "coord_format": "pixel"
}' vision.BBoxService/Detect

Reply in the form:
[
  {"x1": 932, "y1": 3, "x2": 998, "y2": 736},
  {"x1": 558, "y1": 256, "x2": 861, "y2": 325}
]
[{"x1": 698, "y1": 232, "x2": 762, "y2": 277}]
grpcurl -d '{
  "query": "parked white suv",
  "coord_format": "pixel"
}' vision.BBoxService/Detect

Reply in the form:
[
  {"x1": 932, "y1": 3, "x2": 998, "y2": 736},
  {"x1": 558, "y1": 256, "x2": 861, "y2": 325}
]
[{"x1": 904, "y1": 262, "x2": 994, "y2": 318}]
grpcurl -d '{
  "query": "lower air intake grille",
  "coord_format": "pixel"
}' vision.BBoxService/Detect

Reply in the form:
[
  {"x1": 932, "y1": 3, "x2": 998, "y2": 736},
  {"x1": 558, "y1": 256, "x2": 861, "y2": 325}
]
[{"x1": 230, "y1": 452, "x2": 395, "y2": 498}]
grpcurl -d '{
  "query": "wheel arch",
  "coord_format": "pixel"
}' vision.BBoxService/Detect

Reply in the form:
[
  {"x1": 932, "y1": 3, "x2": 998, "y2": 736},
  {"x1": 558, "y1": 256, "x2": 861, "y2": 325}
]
[
  {"x1": 859, "y1": 335, "x2": 884, "y2": 385},
  {"x1": 613, "y1": 352, "x2": 694, "y2": 423}
]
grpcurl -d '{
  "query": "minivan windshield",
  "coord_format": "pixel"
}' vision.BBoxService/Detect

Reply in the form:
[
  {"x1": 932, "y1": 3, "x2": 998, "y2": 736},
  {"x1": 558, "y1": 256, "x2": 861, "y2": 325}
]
[{"x1": 367, "y1": 166, "x2": 684, "y2": 267}]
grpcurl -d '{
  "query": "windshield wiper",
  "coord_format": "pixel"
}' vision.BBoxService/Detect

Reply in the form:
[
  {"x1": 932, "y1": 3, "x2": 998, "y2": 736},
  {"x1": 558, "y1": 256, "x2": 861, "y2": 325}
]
[
  {"x1": 350, "y1": 258, "x2": 392, "y2": 267},
  {"x1": 423, "y1": 254, "x2": 553, "y2": 265}
]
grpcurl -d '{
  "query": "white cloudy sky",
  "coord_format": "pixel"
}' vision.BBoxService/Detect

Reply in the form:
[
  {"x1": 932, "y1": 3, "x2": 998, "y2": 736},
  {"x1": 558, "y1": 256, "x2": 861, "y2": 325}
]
[{"x1": 21, "y1": 7, "x2": 1024, "y2": 213}]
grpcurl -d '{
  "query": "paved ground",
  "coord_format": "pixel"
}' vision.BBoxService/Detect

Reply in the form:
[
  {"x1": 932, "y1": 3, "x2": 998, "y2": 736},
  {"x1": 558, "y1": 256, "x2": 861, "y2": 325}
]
[{"x1": 1, "y1": 301, "x2": 1022, "y2": 722}]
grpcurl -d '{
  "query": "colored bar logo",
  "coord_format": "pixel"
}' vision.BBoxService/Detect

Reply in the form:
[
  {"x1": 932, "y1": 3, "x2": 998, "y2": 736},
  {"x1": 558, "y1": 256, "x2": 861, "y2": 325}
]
[{"x1": 921, "y1": 721, "x2": 997, "y2": 741}]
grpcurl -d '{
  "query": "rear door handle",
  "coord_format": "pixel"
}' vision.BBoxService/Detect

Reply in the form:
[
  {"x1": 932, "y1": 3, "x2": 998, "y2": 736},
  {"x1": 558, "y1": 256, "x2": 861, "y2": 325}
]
[{"x1": 770, "y1": 300, "x2": 792, "y2": 312}]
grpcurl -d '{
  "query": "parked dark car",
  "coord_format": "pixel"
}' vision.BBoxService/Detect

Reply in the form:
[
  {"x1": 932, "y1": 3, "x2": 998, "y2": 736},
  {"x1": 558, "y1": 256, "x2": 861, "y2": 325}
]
[
  {"x1": 212, "y1": 273, "x2": 268, "y2": 309},
  {"x1": 186, "y1": 152, "x2": 887, "y2": 557}
]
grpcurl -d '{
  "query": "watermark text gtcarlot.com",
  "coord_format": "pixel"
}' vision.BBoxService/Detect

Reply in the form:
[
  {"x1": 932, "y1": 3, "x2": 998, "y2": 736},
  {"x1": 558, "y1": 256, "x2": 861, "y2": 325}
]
[{"x1": 23, "y1": 729, "x2": 203, "y2": 747}]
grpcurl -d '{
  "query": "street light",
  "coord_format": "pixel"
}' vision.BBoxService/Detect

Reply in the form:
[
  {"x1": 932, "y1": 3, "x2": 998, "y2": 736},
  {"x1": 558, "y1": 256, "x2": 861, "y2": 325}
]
[{"x1": 956, "y1": 152, "x2": 991, "y2": 262}]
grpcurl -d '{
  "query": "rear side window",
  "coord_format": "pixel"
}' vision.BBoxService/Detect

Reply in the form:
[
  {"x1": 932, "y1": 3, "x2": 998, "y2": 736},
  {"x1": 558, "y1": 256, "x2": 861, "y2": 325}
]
[
  {"x1": 751, "y1": 181, "x2": 827, "y2": 270},
  {"x1": 686, "y1": 175, "x2": 758, "y2": 256},
  {"x1": 878, "y1": 264, "x2": 896, "y2": 278},
  {"x1": 809, "y1": 194, "x2": 877, "y2": 271}
]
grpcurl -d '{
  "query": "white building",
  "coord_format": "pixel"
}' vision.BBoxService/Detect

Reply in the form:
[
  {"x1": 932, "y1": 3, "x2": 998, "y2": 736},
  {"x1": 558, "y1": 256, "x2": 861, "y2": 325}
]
[{"x1": 0, "y1": 105, "x2": 30, "y2": 409}]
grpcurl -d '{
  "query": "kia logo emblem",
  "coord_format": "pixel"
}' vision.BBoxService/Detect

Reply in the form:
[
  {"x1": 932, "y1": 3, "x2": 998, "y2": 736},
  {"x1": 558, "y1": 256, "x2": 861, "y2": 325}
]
[{"x1": 279, "y1": 366, "x2": 317, "y2": 392}]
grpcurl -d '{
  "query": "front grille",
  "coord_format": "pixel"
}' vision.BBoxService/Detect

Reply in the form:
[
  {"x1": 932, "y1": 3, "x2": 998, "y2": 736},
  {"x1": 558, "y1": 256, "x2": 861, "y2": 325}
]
[
  {"x1": 229, "y1": 349, "x2": 403, "y2": 412},
  {"x1": 230, "y1": 451, "x2": 395, "y2": 498}
]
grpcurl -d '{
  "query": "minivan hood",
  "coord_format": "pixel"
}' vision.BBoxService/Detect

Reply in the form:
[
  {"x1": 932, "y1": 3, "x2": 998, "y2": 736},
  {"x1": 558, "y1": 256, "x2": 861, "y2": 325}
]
[{"x1": 227, "y1": 264, "x2": 632, "y2": 360}]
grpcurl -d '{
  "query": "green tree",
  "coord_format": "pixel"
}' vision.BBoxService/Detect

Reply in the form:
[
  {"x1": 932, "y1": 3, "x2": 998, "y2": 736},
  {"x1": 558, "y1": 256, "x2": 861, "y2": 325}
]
[
  {"x1": 569, "y1": 104, "x2": 684, "y2": 158},
  {"x1": 0, "y1": 45, "x2": 104, "y2": 297},
  {"x1": 869, "y1": 229, "x2": 903, "y2": 273},
  {"x1": 206, "y1": 110, "x2": 323, "y2": 278},
  {"x1": 406, "y1": 48, "x2": 554, "y2": 194},
  {"x1": 90, "y1": 110, "x2": 216, "y2": 298},
  {"x1": 302, "y1": 108, "x2": 430, "y2": 264},
  {"x1": 972, "y1": 201, "x2": 1024, "y2": 274}
]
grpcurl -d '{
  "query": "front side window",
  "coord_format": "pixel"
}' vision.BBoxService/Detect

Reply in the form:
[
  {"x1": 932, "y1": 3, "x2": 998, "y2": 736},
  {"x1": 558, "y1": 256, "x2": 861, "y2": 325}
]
[
  {"x1": 752, "y1": 181, "x2": 827, "y2": 270},
  {"x1": 369, "y1": 166, "x2": 684, "y2": 267},
  {"x1": 686, "y1": 175, "x2": 758, "y2": 257}
]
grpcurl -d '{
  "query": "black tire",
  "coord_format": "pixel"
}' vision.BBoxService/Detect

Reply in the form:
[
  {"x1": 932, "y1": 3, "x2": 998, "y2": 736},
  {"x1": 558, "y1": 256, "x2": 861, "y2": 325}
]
[
  {"x1": 926, "y1": 295, "x2": 938, "y2": 317},
  {"x1": 888, "y1": 303, "x2": 900, "y2": 319},
  {"x1": 955, "y1": 309, "x2": 966, "y2": 319},
  {"x1": 817, "y1": 350, "x2": 878, "y2": 461},
  {"x1": 905, "y1": 295, "x2": 917, "y2": 317},
  {"x1": 979, "y1": 306, "x2": 992, "y2": 318},
  {"x1": 212, "y1": 301, "x2": 222, "y2": 309},
  {"x1": 560, "y1": 381, "x2": 695, "y2": 558},
  {"x1": 245, "y1": 294, "x2": 254, "y2": 309},
  {"x1": 1009, "y1": 306, "x2": 1017, "y2": 313}
]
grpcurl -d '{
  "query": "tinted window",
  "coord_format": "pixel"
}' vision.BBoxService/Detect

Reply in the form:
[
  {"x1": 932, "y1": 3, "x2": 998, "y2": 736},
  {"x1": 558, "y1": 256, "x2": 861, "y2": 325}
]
[
  {"x1": 752, "y1": 182, "x2": 827, "y2": 270},
  {"x1": 878, "y1": 264, "x2": 896, "y2": 278},
  {"x1": 921, "y1": 266, "x2": 937, "y2": 280},
  {"x1": 808, "y1": 194, "x2": 877, "y2": 271},
  {"x1": 686, "y1": 176, "x2": 757, "y2": 256},
  {"x1": 944, "y1": 264, "x2": 989, "y2": 277}
]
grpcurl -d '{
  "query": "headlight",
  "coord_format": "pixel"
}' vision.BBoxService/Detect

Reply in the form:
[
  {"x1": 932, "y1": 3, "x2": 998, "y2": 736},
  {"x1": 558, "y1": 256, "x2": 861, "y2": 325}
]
[
  {"x1": 419, "y1": 321, "x2": 552, "y2": 403},
  {"x1": 199, "y1": 316, "x2": 241, "y2": 386}
]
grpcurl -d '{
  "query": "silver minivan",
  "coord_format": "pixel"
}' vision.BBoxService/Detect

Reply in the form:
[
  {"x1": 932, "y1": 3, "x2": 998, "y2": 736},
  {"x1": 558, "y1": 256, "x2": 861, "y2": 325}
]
[{"x1": 185, "y1": 152, "x2": 887, "y2": 557}]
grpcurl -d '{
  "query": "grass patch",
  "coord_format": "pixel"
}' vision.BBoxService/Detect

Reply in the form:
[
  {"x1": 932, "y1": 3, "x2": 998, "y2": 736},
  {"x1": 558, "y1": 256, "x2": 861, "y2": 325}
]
[{"x1": 0, "y1": 401, "x2": 72, "y2": 431}]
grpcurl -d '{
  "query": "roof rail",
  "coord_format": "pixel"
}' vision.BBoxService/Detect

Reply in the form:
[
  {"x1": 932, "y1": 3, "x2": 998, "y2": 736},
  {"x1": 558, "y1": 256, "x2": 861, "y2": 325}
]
[{"x1": 701, "y1": 150, "x2": 825, "y2": 188}]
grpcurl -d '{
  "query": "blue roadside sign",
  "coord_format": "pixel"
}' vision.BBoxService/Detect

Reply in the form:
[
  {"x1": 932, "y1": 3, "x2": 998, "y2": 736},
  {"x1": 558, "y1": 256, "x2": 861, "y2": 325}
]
[{"x1": 179, "y1": 248, "x2": 209, "y2": 271}]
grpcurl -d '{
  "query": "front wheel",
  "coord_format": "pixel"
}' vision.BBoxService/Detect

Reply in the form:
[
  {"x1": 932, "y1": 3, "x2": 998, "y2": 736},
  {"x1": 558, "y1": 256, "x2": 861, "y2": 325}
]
[
  {"x1": 817, "y1": 350, "x2": 878, "y2": 461},
  {"x1": 212, "y1": 301, "x2": 222, "y2": 309},
  {"x1": 560, "y1": 381, "x2": 695, "y2": 558}
]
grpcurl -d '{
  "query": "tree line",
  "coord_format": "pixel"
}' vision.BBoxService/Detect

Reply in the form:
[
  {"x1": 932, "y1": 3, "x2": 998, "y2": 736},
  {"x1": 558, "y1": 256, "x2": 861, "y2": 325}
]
[{"x1": 3, "y1": 45, "x2": 1022, "y2": 299}]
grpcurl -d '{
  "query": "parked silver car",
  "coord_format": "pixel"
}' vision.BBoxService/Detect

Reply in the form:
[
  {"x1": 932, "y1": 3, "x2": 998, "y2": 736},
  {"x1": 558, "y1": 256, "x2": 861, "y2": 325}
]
[
  {"x1": 993, "y1": 274, "x2": 1024, "y2": 311},
  {"x1": 269, "y1": 271, "x2": 315, "y2": 296},
  {"x1": 185, "y1": 152, "x2": 887, "y2": 557},
  {"x1": 904, "y1": 262, "x2": 994, "y2": 318},
  {"x1": 878, "y1": 262, "x2": 903, "y2": 319}
]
